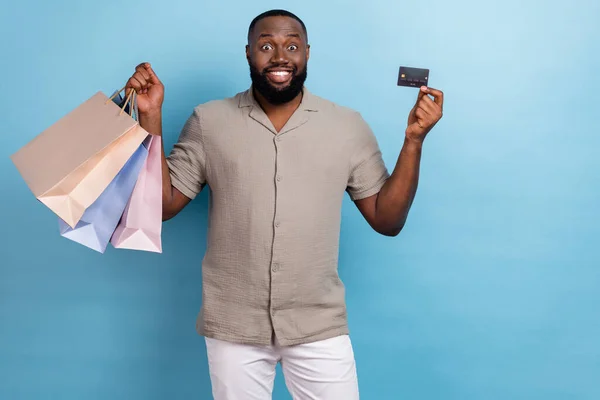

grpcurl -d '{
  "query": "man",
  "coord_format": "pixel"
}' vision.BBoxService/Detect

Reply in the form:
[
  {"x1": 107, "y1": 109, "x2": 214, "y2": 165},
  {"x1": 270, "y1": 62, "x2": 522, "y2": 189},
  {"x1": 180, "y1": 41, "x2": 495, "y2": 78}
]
[{"x1": 125, "y1": 9, "x2": 443, "y2": 400}]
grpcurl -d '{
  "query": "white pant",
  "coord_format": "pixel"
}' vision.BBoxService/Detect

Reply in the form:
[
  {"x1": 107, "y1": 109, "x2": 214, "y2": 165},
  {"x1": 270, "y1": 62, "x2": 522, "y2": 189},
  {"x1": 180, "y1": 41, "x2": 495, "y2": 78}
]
[{"x1": 205, "y1": 334, "x2": 360, "y2": 399}]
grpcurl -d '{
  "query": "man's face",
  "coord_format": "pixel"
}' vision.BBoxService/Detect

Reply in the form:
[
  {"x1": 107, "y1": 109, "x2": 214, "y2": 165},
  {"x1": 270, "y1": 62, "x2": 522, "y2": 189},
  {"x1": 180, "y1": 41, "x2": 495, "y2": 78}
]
[{"x1": 246, "y1": 16, "x2": 310, "y2": 105}]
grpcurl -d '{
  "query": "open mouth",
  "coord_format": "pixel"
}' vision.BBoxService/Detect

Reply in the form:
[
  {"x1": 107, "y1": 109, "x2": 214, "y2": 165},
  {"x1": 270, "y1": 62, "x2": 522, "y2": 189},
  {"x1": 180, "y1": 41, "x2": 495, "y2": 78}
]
[{"x1": 265, "y1": 69, "x2": 293, "y2": 84}]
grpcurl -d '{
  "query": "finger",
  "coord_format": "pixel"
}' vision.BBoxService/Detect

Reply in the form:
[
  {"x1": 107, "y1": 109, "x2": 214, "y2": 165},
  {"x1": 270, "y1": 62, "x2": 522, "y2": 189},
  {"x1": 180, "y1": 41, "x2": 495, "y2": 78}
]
[
  {"x1": 135, "y1": 64, "x2": 151, "y2": 82},
  {"x1": 418, "y1": 99, "x2": 439, "y2": 117},
  {"x1": 421, "y1": 86, "x2": 444, "y2": 109},
  {"x1": 133, "y1": 71, "x2": 149, "y2": 89},
  {"x1": 143, "y1": 62, "x2": 162, "y2": 85},
  {"x1": 415, "y1": 107, "x2": 428, "y2": 120},
  {"x1": 416, "y1": 105, "x2": 433, "y2": 120},
  {"x1": 127, "y1": 76, "x2": 146, "y2": 94},
  {"x1": 126, "y1": 76, "x2": 142, "y2": 92},
  {"x1": 413, "y1": 108, "x2": 429, "y2": 128},
  {"x1": 418, "y1": 95, "x2": 440, "y2": 114},
  {"x1": 134, "y1": 70, "x2": 151, "y2": 94}
]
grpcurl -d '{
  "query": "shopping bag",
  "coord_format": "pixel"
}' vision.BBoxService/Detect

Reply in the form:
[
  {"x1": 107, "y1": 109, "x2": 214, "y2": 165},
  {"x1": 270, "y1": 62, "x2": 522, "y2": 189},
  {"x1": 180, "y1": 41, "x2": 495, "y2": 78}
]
[
  {"x1": 110, "y1": 134, "x2": 163, "y2": 253},
  {"x1": 10, "y1": 88, "x2": 149, "y2": 228},
  {"x1": 58, "y1": 135, "x2": 151, "y2": 253}
]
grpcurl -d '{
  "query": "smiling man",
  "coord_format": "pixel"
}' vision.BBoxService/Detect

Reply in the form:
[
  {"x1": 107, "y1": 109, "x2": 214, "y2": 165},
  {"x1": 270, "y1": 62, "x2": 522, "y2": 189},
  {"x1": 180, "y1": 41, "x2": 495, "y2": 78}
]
[{"x1": 125, "y1": 9, "x2": 443, "y2": 400}]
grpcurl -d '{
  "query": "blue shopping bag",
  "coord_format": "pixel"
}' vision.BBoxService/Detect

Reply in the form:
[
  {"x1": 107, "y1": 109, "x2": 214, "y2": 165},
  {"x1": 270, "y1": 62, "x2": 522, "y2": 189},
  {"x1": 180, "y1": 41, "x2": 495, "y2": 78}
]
[{"x1": 58, "y1": 137, "x2": 150, "y2": 253}]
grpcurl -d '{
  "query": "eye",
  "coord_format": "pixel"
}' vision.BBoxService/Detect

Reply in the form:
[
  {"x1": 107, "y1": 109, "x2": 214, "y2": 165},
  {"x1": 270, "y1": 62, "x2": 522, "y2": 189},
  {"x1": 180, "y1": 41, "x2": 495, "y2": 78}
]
[
  {"x1": 261, "y1": 44, "x2": 273, "y2": 51},
  {"x1": 288, "y1": 44, "x2": 298, "y2": 51}
]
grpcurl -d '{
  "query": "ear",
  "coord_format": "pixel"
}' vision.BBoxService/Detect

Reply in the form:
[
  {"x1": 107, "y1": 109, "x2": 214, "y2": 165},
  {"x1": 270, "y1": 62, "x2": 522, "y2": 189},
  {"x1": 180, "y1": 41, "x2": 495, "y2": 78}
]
[
  {"x1": 306, "y1": 44, "x2": 310, "y2": 61},
  {"x1": 245, "y1": 45, "x2": 251, "y2": 62}
]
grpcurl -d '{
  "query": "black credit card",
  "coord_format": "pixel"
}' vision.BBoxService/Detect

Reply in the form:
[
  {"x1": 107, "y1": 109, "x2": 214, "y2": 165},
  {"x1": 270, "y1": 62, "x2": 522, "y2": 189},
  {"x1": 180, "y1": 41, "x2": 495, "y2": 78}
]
[{"x1": 397, "y1": 66, "x2": 429, "y2": 88}]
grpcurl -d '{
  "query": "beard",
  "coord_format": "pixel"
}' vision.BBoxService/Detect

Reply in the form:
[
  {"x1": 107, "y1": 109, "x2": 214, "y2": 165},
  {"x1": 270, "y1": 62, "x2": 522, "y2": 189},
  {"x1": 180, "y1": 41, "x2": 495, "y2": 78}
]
[{"x1": 249, "y1": 63, "x2": 307, "y2": 105}]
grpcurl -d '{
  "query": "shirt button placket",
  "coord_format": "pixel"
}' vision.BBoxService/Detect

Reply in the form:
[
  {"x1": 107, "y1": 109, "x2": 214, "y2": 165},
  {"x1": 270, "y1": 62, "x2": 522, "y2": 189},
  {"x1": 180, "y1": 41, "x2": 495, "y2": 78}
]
[{"x1": 270, "y1": 134, "x2": 283, "y2": 330}]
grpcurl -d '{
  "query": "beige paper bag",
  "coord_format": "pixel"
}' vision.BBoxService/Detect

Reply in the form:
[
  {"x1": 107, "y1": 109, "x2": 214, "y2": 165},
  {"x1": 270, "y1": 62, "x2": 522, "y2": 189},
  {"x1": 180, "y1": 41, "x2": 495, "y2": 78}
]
[{"x1": 10, "y1": 91, "x2": 149, "y2": 228}]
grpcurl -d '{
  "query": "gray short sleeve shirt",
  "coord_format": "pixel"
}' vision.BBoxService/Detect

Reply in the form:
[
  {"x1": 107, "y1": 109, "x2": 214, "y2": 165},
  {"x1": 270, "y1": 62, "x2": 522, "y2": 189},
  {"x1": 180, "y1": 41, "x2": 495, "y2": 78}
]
[{"x1": 166, "y1": 87, "x2": 389, "y2": 346}]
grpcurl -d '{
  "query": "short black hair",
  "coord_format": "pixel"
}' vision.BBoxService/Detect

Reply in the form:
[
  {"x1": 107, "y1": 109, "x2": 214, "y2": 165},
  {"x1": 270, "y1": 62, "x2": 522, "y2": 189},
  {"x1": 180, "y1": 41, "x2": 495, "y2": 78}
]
[{"x1": 247, "y1": 9, "x2": 308, "y2": 42}]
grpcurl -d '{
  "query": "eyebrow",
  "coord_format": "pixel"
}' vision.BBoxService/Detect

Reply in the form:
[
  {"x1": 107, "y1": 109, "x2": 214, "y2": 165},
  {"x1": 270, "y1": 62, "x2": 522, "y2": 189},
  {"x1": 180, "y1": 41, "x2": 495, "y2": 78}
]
[{"x1": 258, "y1": 33, "x2": 301, "y2": 39}]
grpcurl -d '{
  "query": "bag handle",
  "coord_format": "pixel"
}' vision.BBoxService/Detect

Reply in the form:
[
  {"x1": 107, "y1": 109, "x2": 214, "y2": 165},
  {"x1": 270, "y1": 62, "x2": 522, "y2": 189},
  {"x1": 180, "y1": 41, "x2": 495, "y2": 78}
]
[{"x1": 106, "y1": 86, "x2": 137, "y2": 117}]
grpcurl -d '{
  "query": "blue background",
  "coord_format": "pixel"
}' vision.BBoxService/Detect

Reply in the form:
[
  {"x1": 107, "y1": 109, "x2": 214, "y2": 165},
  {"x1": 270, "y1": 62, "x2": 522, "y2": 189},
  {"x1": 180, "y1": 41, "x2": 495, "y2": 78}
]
[{"x1": 1, "y1": 0, "x2": 599, "y2": 399}]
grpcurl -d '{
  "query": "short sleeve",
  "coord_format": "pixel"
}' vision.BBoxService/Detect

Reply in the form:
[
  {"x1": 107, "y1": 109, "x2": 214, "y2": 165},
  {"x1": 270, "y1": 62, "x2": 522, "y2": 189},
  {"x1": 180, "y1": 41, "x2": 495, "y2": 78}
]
[
  {"x1": 346, "y1": 113, "x2": 390, "y2": 201},
  {"x1": 166, "y1": 108, "x2": 207, "y2": 200}
]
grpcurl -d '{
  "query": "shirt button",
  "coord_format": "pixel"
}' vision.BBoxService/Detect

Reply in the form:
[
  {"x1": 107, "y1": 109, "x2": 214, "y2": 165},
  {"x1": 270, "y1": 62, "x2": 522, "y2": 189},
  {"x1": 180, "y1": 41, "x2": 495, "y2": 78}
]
[
  {"x1": 272, "y1": 263, "x2": 279, "y2": 272},
  {"x1": 276, "y1": 175, "x2": 282, "y2": 182},
  {"x1": 275, "y1": 221, "x2": 280, "y2": 228}
]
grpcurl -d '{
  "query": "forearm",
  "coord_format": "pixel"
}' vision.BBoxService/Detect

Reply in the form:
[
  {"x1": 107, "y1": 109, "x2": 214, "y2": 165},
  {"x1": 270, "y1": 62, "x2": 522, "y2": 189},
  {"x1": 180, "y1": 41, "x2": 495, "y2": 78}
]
[
  {"x1": 375, "y1": 137, "x2": 423, "y2": 235},
  {"x1": 138, "y1": 111, "x2": 175, "y2": 212}
]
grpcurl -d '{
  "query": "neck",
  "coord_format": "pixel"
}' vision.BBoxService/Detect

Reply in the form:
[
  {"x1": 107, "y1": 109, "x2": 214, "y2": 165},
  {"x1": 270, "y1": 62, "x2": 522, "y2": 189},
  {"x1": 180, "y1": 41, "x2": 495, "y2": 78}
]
[{"x1": 253, "y1": 88, "x2": 304, "y2": 117}]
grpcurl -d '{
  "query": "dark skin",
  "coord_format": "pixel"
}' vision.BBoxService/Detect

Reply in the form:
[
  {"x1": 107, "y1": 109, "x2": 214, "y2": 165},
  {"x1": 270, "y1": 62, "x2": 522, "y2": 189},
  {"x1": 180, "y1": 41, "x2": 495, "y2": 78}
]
[
  {"x1": 245, "y1": 17, "x2": 310, "y2": 131},
  {"x1": 125, "y1": 16, "x2": 444, "y2": 235}
]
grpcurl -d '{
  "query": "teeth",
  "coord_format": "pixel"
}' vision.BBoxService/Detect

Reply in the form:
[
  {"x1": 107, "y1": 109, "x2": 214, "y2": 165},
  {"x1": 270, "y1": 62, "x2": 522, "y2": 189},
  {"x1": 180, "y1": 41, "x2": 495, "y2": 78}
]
[{"x1": 270, "y1": 71, "x2": 290, "y2": 76}]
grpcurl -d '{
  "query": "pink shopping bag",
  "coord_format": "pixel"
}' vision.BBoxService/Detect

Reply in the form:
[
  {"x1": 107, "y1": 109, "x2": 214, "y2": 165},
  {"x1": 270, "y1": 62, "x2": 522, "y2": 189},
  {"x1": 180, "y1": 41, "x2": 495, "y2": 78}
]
[{"x1": 110, "y1": 134, "x2": 163, "y2": 253}]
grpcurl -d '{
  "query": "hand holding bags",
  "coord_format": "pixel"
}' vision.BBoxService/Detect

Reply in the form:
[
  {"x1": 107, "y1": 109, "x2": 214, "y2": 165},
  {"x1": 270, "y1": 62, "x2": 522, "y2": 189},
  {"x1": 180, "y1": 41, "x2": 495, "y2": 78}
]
[{"x1": 11, "y1": 86, "x2": 164, "y2": 254}]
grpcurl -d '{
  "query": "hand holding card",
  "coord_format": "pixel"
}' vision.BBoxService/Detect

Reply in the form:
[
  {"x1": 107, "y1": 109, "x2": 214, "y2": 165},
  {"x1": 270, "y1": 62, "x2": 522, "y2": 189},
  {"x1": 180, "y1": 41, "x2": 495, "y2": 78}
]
[{"x1": 405, "y1": 85, "x2": 444, "y2": 143}]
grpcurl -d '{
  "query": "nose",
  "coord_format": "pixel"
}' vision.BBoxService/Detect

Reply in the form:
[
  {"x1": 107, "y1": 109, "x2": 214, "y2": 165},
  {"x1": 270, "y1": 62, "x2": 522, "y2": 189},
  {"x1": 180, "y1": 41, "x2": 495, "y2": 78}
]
[{"x1": 270, "y1": 46, "x2": 289, "y2": 64}]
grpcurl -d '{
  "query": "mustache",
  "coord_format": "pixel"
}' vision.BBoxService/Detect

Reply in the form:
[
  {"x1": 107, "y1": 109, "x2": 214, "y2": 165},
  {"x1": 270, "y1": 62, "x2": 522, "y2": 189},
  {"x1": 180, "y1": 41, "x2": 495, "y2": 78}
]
[{"x1": 261, "y1": 65, "x2": 298, "y2": 73}]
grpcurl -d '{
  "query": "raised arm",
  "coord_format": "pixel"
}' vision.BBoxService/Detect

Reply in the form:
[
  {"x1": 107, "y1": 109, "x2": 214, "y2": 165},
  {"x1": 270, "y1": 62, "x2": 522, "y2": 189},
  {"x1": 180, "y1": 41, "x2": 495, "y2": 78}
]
[
  {"x1": 355, "y1": 86, "x2": 444, "y2": 236},
  {"x1": 125, "y1": 62, "x2": 194, "y2": 221}
]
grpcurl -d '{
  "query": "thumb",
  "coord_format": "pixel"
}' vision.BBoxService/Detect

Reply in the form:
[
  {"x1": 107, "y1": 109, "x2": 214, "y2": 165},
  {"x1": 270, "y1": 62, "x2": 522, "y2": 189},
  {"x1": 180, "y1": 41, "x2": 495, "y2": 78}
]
[
  {"x1": 416, "y1": 86, "x2": 427, "y2": 102},
  {"x1": 144, "y1": 63, "x2": 162, "y2": 85}
]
